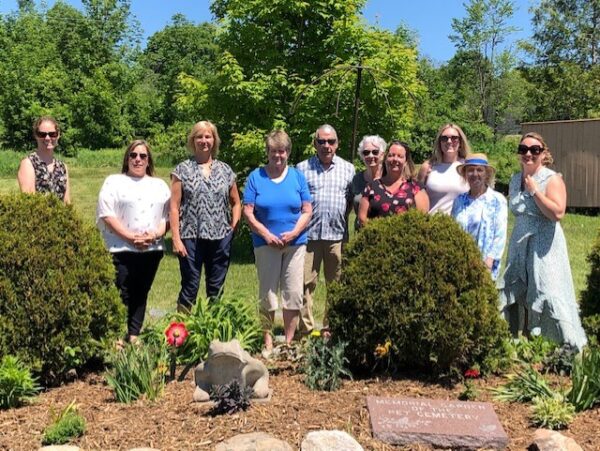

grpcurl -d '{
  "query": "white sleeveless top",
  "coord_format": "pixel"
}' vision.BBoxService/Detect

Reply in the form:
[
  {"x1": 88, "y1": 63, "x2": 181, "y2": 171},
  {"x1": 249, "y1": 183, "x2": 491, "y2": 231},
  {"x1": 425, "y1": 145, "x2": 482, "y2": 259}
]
[{"x1": 426, "y1": 161, "x2": 469, "y2": 214}]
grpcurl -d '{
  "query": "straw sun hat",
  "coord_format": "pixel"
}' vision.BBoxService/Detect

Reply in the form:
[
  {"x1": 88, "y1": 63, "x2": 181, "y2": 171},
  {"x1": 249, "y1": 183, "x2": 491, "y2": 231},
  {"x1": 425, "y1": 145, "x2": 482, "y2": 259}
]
[{"x1": 456, "y1": 153, "x2": 496, "y2": 177}]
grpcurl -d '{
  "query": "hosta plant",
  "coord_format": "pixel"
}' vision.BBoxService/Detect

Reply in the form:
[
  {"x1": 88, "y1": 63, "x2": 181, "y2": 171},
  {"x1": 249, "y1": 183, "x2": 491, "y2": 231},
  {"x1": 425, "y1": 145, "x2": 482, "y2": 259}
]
[{"x1": 531, "y1": 395, "x2": 575, "y2": 430}]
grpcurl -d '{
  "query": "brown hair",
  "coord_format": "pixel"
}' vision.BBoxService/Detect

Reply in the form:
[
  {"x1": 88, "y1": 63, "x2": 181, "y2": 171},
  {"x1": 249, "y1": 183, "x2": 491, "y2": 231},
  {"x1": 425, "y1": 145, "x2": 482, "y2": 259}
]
[
  {"x1": 520, "y1": 131, "x2": 554, "y2": 166},
  {"x1": 187, "y1": 120, "x2": 221, "y2": 158},
  {"x1": 32, "y1": 116, "x2": 60, "y2": 137},
  {"x1": 265, "y1": 129, "x2": 292, "y2": 154},
  {"x1": 121, "y1": 140, "x2": 155, "y2": 176},
  {"x1": 387, "y1": 140, "x2": 416, "y2": 180},
  {"x1": 429, "y1": 123, "x2": 471, "y2": 164}
]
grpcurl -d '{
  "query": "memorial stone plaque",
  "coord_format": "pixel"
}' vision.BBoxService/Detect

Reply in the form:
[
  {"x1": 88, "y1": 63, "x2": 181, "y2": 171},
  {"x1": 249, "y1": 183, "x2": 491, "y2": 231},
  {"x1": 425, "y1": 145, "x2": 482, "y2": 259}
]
[{"x1": 367, "y1": 396, "x2": 508, "y2": 450}]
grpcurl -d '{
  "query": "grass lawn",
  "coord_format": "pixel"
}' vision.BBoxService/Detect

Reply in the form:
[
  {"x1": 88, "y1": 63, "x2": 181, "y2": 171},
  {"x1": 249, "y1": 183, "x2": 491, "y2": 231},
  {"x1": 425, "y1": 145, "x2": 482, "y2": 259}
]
[{"x1": 0, "y1": 164, "x2": 597, "y2": 326}]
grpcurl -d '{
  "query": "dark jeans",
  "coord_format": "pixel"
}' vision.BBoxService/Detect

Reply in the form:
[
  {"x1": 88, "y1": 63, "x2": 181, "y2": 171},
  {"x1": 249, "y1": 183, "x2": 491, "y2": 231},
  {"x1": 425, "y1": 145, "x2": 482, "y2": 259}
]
[
  {"x1": 112, "y1": 251, "x2": 163, "y2": 337},
  {"x1": 177, "y1": 231, "x2": 233, "y2": 309}
]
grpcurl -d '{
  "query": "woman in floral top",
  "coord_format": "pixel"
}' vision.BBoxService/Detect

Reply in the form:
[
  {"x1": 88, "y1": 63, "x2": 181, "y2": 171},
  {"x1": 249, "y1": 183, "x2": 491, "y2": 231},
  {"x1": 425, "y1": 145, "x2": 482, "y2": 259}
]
[
  {"x1": 451, "y1": 153, "x2": 507, "y2": 280},
  {"x1": 358, "y1": 141, "x2": 429, "y2": 226},
  {"x1": 17, "y1": 116, "x2": 70, "y2": 203}
]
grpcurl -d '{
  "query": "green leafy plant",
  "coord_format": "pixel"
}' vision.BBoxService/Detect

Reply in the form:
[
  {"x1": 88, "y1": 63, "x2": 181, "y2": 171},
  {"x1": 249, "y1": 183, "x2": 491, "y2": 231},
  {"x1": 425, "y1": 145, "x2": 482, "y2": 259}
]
[
  {"x1": 328, "y1": 211, "x2": 510, "y2": 378},
  {"x1": 209, "y1": 380, "x2": 253, "y2": 415},
  {"x1": 567, "y1": 347, "x2": 600, "y2": 412},
  {"x1": 544, "y1": 344, "x2": 577, "y2": 376},
  {"x1": 531, "y1": 394, "x2": 575, "y2": 430},
  {"x1": 0, "y1": 355, "x2": 40, "y2": 409},
  {"x1": 303, "y1": 337, "x2": 351, "y2": 391},
  {"x1": 0, "y1": 195, "x2": 124, "y2": 385},
  {"x1": 166, "y1": 294, "x2": 262, "y2": 365},
  {"x1": 513, "y1": 335, "x2": 558, "y2": 364},
  {"x1": 492, "y1": 365, "x2": 557, "y2": 403},
  {"x1": 42, "y1": 400, "x2": 86, "y2": 445},
  {"x1": 459, "y1": 380, "x2": 479, "y2": 401},
  {"x1": 105, "y1": 342, "x2": 168, "y2": 403}
]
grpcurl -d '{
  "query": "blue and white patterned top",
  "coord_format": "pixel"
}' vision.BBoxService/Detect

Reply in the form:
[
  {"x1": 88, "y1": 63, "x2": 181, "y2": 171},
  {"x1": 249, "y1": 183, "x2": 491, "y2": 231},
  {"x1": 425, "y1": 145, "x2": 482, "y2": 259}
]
[
  {"x1": 451, "y1": 188, "x2": 508, "y2": 279},
  {"x1": 296, "y1": 155, "x2": 355, "y2": 241}
]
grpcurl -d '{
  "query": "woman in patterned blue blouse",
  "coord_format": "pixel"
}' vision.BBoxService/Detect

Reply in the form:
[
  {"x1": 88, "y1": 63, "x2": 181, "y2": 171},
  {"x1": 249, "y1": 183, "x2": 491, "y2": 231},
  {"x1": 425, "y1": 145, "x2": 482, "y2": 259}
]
[
  {"x1": 451, "y1": 153, "x2": 507, "y2": 280},
  {"x1": 170, "y1": 121, "x2": 242, "y2": 311}
]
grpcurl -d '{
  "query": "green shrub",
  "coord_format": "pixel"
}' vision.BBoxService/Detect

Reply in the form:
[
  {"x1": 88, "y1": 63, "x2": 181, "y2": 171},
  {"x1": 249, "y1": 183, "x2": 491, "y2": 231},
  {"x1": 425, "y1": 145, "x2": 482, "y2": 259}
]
[
  {"x1": 486, "y1": 135, "x2": 521, "y2": 191},
  {"x1": 0, "y1": 355, "x2": 40, "y2": 409},
  {"x1": 42, "y1": 401, "x2": 86, "y2": 445},
  {"x1": 328, "y1": 210, "x2": 510, "y2": 378},
  {"x1": 580, "y1": 229, "x2": 600, "y2": 346},
  {"x1": 567, "y1": 347, "x2": 600, "y2": 412},
  {"x1": 105, "y1": 342, "x2": 168, "y2": 403},
  {"x1": 544, "y1": 344, "x2": 577, "y2": 376},
  {"x1": 0, "y1": 150, "x2": 26, "y2": 176},
  {"x1": 531, "y1": 395, "x2": 575, "y2": 430},
  {"x1": 303, "y1": 336, "x2": 351, "y2": 391},
  {"x1": 0, "y1": 194, "x2": 125, "y2": 385},
  {"x1": 514, "y1": 335, "x2": 558, "y2": 365}
]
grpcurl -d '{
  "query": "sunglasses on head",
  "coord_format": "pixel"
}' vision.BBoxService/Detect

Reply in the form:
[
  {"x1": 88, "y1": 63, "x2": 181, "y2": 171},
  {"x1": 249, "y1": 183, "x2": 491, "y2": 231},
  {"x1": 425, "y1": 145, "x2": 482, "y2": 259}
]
[
  {"x1": 316, "y1": 138, "x2": 337, "y2": 145},
  {"x1": 36, "y1": 131, "x2": 58, "y2": 139},
  {"x1": 129, "y1": 152, "x2": 148, "y2": 160},
  {"x1": 517, "y1": 144, "x2": 543, "y2": 155},
  {"x1": 362, "y1": 149, "x2": 380, "y2": 157},
  {"x1": 440, "y1": 135, "x2": 460, "y2": 144}
]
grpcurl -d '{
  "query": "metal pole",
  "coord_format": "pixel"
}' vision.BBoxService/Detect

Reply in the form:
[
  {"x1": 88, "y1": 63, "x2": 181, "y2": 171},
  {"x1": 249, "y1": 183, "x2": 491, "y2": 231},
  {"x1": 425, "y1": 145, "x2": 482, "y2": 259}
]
[{"x1": 350, "y1": 63, "x2": 363, "y2": 162}]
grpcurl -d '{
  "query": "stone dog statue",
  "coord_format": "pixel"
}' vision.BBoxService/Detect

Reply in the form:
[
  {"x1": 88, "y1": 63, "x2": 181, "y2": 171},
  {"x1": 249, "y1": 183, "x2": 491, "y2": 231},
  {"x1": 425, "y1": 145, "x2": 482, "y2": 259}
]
[{"x1": 193, "y1": 339, "x2": 270, "y2": 402}]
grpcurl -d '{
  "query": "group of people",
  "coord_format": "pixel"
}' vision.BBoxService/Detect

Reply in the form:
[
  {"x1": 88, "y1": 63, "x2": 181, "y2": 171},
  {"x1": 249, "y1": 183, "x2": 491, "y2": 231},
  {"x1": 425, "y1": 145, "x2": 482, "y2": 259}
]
[{"x1": 17, "y1": 117, "x2": 588, "y2": 353}]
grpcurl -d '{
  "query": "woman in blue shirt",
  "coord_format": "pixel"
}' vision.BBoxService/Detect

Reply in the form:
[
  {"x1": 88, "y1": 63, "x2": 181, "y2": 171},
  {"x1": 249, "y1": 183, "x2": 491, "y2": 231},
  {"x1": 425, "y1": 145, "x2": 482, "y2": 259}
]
[
  {"x1": 243, "y1": 130, "x2": 312, "y2": 357},
  {"x1": 451, "y1": 153, "x2": 507, "y2": 280}
]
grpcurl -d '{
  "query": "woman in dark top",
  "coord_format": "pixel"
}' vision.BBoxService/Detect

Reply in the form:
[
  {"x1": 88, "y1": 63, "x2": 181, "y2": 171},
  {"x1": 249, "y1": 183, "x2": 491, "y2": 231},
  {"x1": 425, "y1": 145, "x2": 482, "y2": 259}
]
[
  {"x1": 17, "y1": 116, "x2": 70, "y2": 203},
  {"x1": 351, "y1": 135, "x2": 385, "y2": 230},
  {"x1": 358, "y1": 141, "x2": 429, "y2": 226},
  {"x1": 170, "y1": 120, "x2": 242, "y2": 311}
]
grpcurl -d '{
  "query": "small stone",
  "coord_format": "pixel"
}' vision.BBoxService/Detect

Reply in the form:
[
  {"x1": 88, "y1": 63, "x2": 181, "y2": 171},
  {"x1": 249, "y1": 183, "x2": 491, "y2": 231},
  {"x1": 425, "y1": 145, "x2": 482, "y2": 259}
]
[
  {"x1": 38, "y1": 446, "x2": 82, "y2": 451},
  {"x1": 301, "y1": 430, "x2": 363, "y2": 451},
  {"x1": 215, "y1": 432, "x2": 292, "y2": 451},
  {"x1": 529, "y1": 429, "x2": 583, "y2": 451}
]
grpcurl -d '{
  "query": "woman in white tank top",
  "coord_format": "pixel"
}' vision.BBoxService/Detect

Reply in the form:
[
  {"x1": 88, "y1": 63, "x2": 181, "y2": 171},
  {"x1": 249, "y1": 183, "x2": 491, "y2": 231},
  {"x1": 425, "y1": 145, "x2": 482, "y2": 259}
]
[{"x1": 417, "y1": 123, "x2": 470, "y2": 214}]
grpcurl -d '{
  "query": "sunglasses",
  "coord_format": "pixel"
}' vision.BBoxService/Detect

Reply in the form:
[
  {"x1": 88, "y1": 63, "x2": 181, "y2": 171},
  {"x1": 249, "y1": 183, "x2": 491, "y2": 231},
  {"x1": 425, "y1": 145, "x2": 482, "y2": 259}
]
[
  {"x1": 362, "y1": 149, "x2": 380, "y2": 157},
  {"x1": 36, "y1": 131, "x2": 59, "y2": 138},
  {"x1": 129, "y1": 152, "x2": 148, "y2": 160},
  {"x1": 517, "y1": 144, "x2": 543, "y2": 155},
  {"x1": 316, "y1": 138, "x2": 337, "y2": 145},
  {"x1": 440, "y1": 135, "x2": 460, "y2": 144}
]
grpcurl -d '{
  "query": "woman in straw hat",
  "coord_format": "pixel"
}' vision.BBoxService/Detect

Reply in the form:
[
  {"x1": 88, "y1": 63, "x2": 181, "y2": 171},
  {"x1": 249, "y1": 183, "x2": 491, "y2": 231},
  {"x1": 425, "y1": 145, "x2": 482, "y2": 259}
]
[{"x1": 451, "y1": 153, "x2": 507, "y2": 280}]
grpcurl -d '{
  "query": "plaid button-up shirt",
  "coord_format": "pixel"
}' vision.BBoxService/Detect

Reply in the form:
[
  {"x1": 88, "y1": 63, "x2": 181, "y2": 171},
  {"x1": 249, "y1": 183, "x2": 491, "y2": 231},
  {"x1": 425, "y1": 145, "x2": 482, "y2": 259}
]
[{"x1": 296, "y1": 155, "x2": 355, "y2": 241}]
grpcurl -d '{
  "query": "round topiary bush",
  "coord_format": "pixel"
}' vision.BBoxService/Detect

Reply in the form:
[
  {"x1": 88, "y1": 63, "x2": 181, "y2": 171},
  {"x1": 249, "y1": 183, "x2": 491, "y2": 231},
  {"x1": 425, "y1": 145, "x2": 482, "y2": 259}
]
[
  {"x1": 328, "y1": 210, "x2": 509, "y2": 378},
  {"x1": 580, "y1": 229, "x2": 600, "y2": 347},
  {"x1": 0, "y1": 194, "x2": 124, "y2": 385}
]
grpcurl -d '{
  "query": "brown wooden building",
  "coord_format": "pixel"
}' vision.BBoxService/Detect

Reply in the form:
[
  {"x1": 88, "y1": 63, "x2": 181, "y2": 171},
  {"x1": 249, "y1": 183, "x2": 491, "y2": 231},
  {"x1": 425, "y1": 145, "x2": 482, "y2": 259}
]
[{"x1": 521, "y1": 119, "x2": 600, "y2": 208}]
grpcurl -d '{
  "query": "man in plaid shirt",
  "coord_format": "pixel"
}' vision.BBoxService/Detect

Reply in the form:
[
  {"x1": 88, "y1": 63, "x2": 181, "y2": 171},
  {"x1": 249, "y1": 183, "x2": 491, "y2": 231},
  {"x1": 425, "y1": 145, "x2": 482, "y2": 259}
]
[{"x1": 296, "y1": 124, "x2": 355, "y2": 335}]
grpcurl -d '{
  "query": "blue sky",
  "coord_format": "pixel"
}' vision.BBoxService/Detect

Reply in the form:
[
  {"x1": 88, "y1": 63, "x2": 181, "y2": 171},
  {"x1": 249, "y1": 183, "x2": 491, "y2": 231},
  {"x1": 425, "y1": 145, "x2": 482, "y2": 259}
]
[{"x1": 0, "y1": 0, "x2": 534, "y2": 63}]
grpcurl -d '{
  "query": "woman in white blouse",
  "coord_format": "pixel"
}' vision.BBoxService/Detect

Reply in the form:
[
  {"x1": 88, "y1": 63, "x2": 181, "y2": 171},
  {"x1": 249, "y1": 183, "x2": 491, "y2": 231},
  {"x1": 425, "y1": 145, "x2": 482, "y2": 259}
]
[
  {"x1": 418, "y1": 123, "x2": 470, "y2": 214},
  {"x1": 97, "y1": 140, "x2": 170, "y2": 343}
]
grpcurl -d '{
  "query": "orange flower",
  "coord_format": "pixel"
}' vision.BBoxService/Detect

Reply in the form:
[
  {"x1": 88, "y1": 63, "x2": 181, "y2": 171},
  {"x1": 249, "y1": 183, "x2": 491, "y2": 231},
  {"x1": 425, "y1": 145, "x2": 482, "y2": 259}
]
[
  {"x1": 165, "y1": 322, "x2": 188, "y2": 347},
  {"x1": 374, "y1": 340, "x2": 392, "y2": 358}
]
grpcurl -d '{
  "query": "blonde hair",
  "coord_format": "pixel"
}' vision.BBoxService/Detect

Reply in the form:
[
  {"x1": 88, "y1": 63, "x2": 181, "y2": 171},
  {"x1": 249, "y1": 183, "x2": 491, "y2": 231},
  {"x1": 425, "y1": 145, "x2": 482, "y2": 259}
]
[
  {"x1": 520, "y1": 131, "x2": 554, "y2": 166},
  {"x1": 429, "y1": 123, "x2": 471, "y2": 164},
  {"x1": 265, "y1": 129, "x2": 292, "y2": 154},
  {"x1": 187, "y1": 120, "x2": 221, "y2": 158},
  {"x1": 387, "y1": 140, "x2": 416, "y2": 180}
]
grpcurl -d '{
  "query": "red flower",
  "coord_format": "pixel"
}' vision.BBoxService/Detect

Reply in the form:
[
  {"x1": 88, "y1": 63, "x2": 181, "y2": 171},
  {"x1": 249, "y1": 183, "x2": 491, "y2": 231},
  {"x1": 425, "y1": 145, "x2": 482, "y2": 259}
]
[
  {"x1": 165, "y1": 322, "x2": 189, "y2": 347},
  {"x1": 464, "y1": 368, "x2": 481, "y2": 379}
]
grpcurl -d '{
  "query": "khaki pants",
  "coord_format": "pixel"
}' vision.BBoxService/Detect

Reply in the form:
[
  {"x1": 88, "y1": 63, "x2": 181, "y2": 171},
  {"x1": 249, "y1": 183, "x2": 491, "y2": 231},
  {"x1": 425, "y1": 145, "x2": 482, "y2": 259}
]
[{"x1": 299, "y1": 240, "x2": 342, "y2": 333}]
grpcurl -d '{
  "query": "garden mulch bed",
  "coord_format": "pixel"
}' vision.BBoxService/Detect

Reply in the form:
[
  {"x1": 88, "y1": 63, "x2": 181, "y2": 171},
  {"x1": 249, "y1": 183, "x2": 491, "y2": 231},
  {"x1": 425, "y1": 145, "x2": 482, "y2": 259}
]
[{"x1": 1, "y1": 360, "x2": 599, "y2": 450}]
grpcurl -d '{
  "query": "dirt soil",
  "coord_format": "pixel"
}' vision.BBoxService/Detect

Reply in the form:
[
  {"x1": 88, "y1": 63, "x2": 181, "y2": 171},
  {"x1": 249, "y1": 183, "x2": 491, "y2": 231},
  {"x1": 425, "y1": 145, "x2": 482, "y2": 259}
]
[{"x1": 1, "y1": 360, "x2": 599, "y2": 451}]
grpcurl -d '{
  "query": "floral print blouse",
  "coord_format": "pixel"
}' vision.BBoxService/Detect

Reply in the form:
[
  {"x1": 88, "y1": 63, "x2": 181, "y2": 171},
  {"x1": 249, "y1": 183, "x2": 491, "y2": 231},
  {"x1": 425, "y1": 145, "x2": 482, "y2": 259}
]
[
  {"x1": 28, "y1": 152, "x2": 67, "y2": 201},
  {"x1": 362, "y1": 178, "x2": 421, "y2": 218}
]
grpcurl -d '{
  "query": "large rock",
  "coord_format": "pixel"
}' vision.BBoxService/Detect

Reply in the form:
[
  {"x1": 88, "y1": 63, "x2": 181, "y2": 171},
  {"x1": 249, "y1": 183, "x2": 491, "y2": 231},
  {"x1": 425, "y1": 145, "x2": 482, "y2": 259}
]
[
  {"x1": 215, "y1": 432, "x2": 293, "y2": 451},
  {"x1": 194, "y1": 339, "x2": 270, "y2": 402},
  {"x1": 301, "y1": 430, "x2": 363, "y2": 450},
  {"x1": 529, "y1": 429, "x2": 583, "y2": 451}
]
